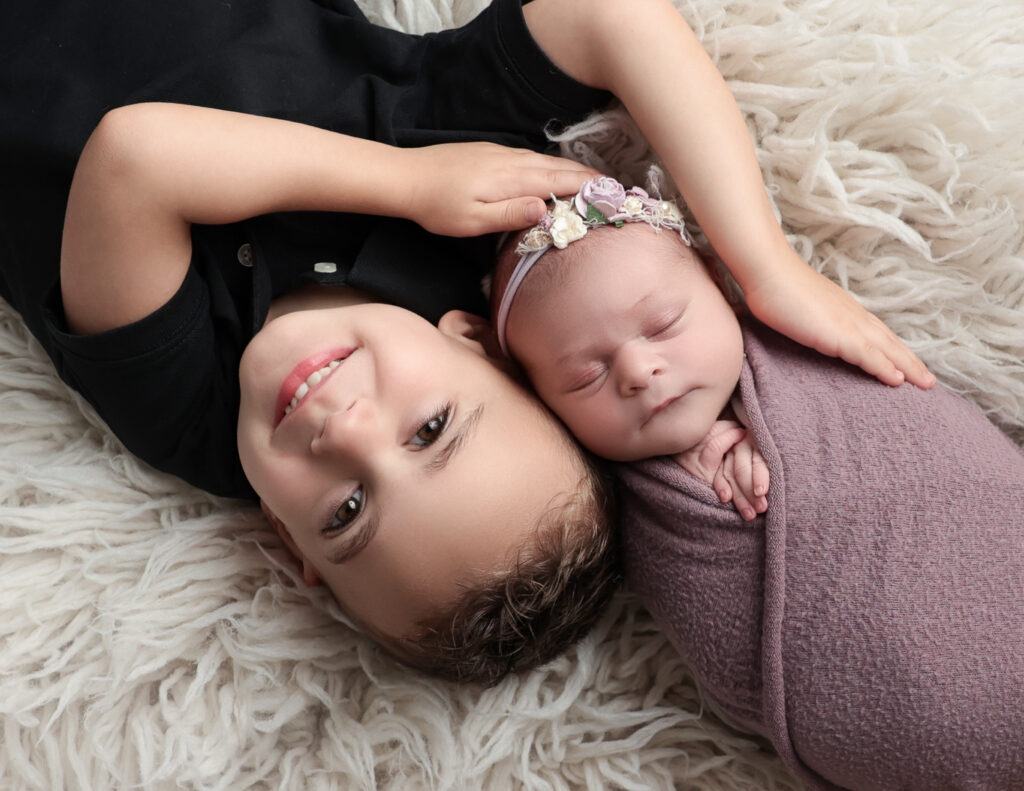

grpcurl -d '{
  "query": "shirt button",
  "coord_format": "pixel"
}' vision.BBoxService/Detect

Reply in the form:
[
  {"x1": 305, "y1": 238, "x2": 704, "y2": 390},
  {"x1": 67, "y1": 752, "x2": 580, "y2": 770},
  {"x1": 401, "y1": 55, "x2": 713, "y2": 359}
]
[
  {"x1": 237, "y1": 243, "x2": 254, "y2": 267},
  {"x1": 313, "y1": 262, "x2": 337, "y2": 274}
]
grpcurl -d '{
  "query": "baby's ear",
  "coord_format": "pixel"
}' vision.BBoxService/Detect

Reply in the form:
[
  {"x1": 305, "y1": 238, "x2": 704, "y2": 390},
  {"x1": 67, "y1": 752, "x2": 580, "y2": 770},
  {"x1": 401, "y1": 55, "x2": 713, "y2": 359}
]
[
  {"x1": 260, "y1": 501, "x2": 321, "y2": 587},
  {"x1": 438, "y1": 310, "x2": 505, "y2": 361}
]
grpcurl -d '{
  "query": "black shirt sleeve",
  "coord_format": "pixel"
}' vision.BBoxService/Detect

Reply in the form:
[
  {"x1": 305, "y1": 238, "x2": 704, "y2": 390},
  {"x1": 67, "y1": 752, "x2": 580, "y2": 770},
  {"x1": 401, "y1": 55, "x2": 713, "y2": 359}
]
[
  {"x1": 3, "y1": 0, "x2": 610, "y2": 500},
  {"x1": 40, "y1": 243, "x2": 256, "y2": 500}
]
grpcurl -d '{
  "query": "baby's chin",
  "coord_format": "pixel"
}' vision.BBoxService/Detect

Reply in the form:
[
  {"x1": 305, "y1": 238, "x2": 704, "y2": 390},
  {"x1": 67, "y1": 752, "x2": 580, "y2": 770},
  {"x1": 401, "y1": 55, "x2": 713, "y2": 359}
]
[
  {"x1": 581, "y1": 432, "x2": 703, "y2": 463},
  {"x1": 585, "y1": 419, "x2": 722, "y2": 462}
]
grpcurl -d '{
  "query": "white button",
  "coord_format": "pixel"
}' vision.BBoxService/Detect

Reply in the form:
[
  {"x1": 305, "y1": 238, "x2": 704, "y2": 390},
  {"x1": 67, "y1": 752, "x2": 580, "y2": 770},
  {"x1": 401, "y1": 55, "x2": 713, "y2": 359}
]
[
  {"x1": 313, "y1": 262, "x2": 337, "y2": 274},
  {"x1": 237, "y1": 243, "x2": 254, "y2": 267}
]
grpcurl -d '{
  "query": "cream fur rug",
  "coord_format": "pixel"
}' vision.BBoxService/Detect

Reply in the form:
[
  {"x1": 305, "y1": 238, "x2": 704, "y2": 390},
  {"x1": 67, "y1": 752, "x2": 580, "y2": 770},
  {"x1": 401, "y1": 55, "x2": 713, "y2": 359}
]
[{"x1": 1, "y1": 0, "x2": 1022, "y2": 789}]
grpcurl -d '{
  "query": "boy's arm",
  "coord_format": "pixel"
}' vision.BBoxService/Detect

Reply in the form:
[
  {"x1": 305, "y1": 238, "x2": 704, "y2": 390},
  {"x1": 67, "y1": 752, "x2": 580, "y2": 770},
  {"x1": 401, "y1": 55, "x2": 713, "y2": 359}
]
[
  {"x1": 61, "y1": 102, "x2": 597, "y2": 334},
  {"x1": 524, "y1": 0, "x2": 934, "y2": 389}
]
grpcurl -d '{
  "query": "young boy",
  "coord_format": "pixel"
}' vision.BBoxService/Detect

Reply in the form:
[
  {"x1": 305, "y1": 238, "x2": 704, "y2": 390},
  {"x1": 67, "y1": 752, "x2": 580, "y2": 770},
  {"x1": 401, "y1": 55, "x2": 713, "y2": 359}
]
[
  {"x1": 490, "y1": 176, "x2": 1024, "y2": 789},
  {"x1": 2, "y1": 0, "x2": 619, "y2": 685}
]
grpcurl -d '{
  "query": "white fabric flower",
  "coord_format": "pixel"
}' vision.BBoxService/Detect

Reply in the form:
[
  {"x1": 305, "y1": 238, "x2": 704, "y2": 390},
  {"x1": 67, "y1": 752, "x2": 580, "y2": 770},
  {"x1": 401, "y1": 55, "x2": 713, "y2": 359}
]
[
  {"x1": 549, "y1": 200, "x2": 588, "y2": 248},
  {"x1": 518, "y1": 226, "x2": 553, "y2": 252},
  {"x1": 622, "y1": 195, "x2": 646, "y2": 217}
]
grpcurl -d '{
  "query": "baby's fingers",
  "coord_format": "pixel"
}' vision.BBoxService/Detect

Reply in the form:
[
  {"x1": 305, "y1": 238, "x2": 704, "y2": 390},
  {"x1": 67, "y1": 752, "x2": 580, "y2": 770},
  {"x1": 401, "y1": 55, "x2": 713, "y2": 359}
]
[
  {"x1": 724, "y1": 459, "x2": 757, "y2": 521},
  {"x1": 727, "y1": 442, "x2": 758, "y2": 521},
  {"x1": 750, "y1": 448, "x2": 769, "y2": 515},
  {"x1": 723, "y1": 438, "x2": 769, "y2": 521},
  {"x1": 713, "y1": 465, "x2": 732, "y2": 504},
  {"x1": 752, "y1": 448, "x2": 770, "y2": 501}
]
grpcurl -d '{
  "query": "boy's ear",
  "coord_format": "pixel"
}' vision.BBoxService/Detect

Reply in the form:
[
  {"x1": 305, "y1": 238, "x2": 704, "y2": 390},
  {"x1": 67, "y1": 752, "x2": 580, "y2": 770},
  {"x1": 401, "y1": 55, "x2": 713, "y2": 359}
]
[
  {"x1": 260, "y1": 501, "x2": 321, "y2": 587},
  {"x1": 437, "y1": 310, "x2": 505, "y2": 361}
]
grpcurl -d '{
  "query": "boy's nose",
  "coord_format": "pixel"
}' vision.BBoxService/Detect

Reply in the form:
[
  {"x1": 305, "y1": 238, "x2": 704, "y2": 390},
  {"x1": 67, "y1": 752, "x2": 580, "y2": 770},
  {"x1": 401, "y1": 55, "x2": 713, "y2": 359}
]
[
  {"x1": 311, "y1": 398, "x2": 382, "y2": 461},
  {"x1": 616, "y1": 342, "x2": 662, "y2": 396}
]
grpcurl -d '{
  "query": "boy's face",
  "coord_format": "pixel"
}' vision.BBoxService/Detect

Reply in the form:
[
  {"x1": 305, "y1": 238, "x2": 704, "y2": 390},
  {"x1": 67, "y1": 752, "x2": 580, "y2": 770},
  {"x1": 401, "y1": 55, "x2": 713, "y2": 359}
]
[
  {"x1": 506, "y1": 228, "x2": 744, "y2": 461},
  {"x1": 237, "y1": 304, "x2": 581, "y2": 640}
]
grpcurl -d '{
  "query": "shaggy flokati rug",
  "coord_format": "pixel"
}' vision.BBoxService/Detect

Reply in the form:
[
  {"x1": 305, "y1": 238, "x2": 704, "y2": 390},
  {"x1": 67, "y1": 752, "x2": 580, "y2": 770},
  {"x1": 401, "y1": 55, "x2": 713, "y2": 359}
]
[{"x1": 1, "y1": 0, "x2": 1021, "y2": 789}]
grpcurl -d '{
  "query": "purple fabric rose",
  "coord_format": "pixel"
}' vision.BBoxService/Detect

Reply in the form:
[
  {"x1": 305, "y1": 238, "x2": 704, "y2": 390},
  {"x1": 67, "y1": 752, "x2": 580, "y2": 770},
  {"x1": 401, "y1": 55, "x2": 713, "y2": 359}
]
[{"x1": 575, "y1": 176, "x2": 626, "y2": 220}]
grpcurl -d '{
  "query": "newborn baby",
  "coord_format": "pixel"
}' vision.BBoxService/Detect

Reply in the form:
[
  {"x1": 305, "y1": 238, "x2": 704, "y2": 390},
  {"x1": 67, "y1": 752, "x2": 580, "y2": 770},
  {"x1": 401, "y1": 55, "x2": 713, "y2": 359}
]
[
  {"x1": 493, "y1": 180, "x2": 767, "y2": 519},
  {"x1": 490, "y1": 177, "x2": 1024, "y2": 791}
]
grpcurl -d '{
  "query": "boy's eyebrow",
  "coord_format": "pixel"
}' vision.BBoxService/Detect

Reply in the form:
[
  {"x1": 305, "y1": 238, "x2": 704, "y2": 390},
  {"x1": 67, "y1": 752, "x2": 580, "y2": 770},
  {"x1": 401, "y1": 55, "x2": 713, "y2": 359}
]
[
  {"x1": 327, "y1": 512, "x2": 380, "y2": 565},
  {"x1": 425, "y1": 405, "x2": 484, "y2": 476}
]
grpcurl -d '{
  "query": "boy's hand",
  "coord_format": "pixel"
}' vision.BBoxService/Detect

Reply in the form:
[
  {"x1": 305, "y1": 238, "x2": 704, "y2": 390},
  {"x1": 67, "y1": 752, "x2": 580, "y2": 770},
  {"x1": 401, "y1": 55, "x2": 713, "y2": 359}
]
[
  {"x1": 404, "y1": 143, "x2": 599, "y2": 237},
  {"x1": 674, "y1": 420, "x2": 769, "y2": 521},
  {"x1": 744, "y1": 259, "x2": 936, "y2": 390}
]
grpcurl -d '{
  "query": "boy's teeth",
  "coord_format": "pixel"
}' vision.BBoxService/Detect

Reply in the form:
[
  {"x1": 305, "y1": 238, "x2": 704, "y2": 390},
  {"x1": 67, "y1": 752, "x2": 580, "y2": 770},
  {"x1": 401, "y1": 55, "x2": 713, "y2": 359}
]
[{"x1": 286, "y1": 360, "x2": 343, "y2": 415}]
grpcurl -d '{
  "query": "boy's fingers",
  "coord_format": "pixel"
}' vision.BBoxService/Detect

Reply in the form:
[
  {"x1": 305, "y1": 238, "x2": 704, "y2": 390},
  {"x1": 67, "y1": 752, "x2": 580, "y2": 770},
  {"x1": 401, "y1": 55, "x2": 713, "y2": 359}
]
[
  {"x1": 517, "y1": 149, "x2": 599, "y2": 173},
  {"x1": 840, "y1": 340, "x2": 906, "y2": 388},
  {"x1": 518, "y1": 166, "x2": 602, "y2": 202},
  {"x1": 847, "y1": 323, "x2": 935, "y2": 390},
  {"x1": 486, "y1": 198, "x2": 547, "y2": 232},
  {"x1": 887, "y1": 343, "x2": 935, "y2": 389}
]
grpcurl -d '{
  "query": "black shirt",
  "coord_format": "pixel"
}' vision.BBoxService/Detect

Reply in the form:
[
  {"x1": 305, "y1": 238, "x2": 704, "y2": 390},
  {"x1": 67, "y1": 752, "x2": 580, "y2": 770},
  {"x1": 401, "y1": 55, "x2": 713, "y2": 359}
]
[{"x1": 0, "y1": 0, "x2": 609, "y2": 498}]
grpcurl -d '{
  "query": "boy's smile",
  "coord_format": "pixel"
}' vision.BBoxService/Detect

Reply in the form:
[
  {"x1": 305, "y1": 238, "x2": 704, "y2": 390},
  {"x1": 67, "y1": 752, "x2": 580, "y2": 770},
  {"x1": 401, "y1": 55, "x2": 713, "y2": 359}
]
[
  {"x1": 274, "y1": 346, "x2": 356, "y2": 426},
  {"x1": 237, "y1": 300, "x2": 585, "y2": 640}
]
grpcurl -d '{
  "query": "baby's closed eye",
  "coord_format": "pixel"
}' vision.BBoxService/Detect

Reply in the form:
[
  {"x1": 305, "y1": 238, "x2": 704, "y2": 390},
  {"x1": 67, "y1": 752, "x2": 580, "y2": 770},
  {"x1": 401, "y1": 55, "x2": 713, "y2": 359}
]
[
  {"x1": 566, "y1": 363, "x2": 606, "y2": 393},
  {"x1": 644, "y1": 309, "x2": 683, "y2": 339}
]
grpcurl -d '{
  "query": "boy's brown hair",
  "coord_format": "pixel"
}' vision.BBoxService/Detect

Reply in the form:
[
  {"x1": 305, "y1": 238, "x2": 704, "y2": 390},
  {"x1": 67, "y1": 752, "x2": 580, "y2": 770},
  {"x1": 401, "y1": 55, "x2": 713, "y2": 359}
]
[{"x1": 381, "y1": 454, "x2": 620, "y2": 686}]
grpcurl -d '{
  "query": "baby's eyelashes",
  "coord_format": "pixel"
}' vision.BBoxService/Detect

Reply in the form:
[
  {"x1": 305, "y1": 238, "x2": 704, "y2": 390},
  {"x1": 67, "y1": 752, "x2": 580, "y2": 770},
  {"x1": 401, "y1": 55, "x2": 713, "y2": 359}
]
[
  {"x1": 643, "y1": 310, "x2": 684, "y2": 339},
  {"x1": 565, "y1": 364, "x2": 605, "y2": 393}
]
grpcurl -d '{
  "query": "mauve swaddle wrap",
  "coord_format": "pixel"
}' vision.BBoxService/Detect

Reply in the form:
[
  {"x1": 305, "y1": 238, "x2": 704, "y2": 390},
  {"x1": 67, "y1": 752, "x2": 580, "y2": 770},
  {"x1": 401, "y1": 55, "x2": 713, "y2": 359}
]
[{"x1": 618, "y1": 321, "x2": 1024, "y2": 791}]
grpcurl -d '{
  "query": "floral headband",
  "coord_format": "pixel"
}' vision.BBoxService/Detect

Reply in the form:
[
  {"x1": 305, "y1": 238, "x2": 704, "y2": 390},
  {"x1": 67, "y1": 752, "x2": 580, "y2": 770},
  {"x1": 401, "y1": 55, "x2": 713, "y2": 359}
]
[{"x1": 495, "y1": 175, "x2": 692, "y2": 355}]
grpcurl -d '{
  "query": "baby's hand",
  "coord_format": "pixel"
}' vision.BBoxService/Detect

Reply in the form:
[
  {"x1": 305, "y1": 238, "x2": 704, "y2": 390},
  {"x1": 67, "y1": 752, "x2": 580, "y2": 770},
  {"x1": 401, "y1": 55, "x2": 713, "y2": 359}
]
[
  {"x1": 674, "y1": 420, "x2": 769, "y2": 521},
  {"x1": 404, "y1": 143, "x2": 599, "y2": 237},
  {"x1": 744, "y1": 258, "x2": 936, "y2": 390}
]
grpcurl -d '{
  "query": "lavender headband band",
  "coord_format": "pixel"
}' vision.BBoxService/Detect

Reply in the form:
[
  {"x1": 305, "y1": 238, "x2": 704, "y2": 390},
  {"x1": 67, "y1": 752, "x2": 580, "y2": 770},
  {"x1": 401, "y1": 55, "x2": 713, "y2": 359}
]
[{"x1": 494, "y1": 175, "x2": 692, "y2": 355}]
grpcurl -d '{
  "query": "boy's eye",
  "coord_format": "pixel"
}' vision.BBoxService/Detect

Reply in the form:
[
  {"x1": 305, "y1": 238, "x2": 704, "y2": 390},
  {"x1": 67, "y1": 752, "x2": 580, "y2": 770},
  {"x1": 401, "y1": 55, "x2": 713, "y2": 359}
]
[
  {"x1": 411, "y1": 405, "x2": 452, "y2": 447},
  {"x1": 327, "y1": 487, "x2": 364, "y2": 533}
]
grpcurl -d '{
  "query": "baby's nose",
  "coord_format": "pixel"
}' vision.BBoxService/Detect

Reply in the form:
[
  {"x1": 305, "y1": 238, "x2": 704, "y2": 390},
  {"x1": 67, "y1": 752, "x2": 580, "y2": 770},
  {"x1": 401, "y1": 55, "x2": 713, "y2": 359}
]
[{"x1": 616, "y1": 342, "x2": 662, "y2": 396}]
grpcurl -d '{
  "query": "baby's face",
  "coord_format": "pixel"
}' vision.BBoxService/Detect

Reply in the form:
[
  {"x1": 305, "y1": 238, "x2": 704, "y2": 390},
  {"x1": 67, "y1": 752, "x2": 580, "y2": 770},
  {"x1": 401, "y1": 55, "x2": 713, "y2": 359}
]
[
  {"x1": 237, "y1": 303, "x2": 582, "y2": 640},
  {"x1": 506, "y1": 227, "x2": 744, "y2": 461}
]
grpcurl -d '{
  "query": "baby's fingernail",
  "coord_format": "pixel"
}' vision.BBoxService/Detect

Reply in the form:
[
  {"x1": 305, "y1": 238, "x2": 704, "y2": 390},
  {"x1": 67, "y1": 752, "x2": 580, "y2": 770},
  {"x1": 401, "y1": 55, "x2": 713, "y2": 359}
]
[
  {"x1": 525, "y1": 203, "x2": 543, "y2": 223},
  {"x1": 755, "y1": 485, "x2": 766, "y2": 496},
  {"x1": 742, "y1": 508, "x2": 754, "y2": 520}
]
